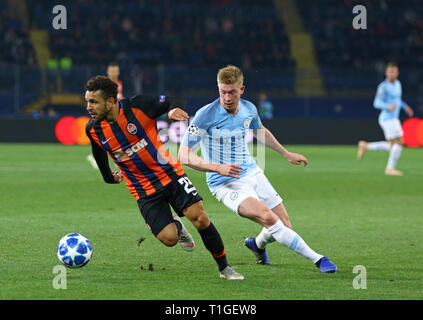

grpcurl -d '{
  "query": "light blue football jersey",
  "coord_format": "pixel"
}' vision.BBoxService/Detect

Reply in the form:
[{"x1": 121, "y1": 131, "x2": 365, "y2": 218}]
[
  {"x1": 373, "y1": 79, "x2": 408, "y2": 122},
  {"x1": 181, "y1": 98, "x2": 263, "y2": 189}
]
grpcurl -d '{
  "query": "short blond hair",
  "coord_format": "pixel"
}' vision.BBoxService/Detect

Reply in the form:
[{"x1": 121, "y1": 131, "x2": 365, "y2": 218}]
[{"x1": 217, "y1": 65, "x2": 244, "y2": 86}]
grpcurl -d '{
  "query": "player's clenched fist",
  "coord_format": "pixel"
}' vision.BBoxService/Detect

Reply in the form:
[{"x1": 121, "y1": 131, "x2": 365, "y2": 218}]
[
  {"x1": 112, "y1": 170, "x2": 124, "y2": 183},
  {"x1": 168, "y1": 107, "x2": 189, "y2": 121},
  {"x1": 286, "y1": 152, "x2": 308, "y2": 167}
]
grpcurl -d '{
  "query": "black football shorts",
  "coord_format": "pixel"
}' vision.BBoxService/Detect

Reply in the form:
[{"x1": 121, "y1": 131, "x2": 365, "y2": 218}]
[{"x1": 137, "y1": 174, "x2": 203, "y2": 236}]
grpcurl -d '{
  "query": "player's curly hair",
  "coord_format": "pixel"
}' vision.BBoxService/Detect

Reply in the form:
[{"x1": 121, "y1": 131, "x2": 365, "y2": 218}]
[{"x1": 85, "y1": 75, "x2": 118, "y2": 101}]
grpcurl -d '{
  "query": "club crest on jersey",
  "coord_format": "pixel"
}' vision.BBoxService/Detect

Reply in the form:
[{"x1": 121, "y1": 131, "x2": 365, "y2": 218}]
[
  {"x1": 159, "y1": 95, "x2": 166, "y2": 103},
  {"x1": 127, "y1": 123, "x2": 137, "y2": 135},
  {"x1": 244, "y1": 118, "x2": 251, "y2": 128}
]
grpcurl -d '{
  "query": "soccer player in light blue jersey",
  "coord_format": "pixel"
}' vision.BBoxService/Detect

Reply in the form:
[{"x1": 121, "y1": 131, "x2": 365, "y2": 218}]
[
  {"x1": 178, "y1": 65, "x2": 337, "y2": 273},
  {"x1": 357, "y1": 62, "x2": 414, "y2": 175}
]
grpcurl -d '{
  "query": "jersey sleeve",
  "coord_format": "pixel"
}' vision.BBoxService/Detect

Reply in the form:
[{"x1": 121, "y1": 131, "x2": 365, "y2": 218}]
[
  {"x1": 400, "y1": 100, "x2": 408, "y2": 109},
  {"x1": 250, "y1": 104, "x2": 263, "y2": 129},
  {"x1": 124, "y1": 95, "x2": 185, "y2": 119},
  {"x1": 85, "y1": 123, "x2": 115, "y2": 184},
  {"x1": 181, "y1": 108, "x2": 208, "y2": 149},
  {"x1": 373, "y1": 83, "x2": 389, "y2": 110}
]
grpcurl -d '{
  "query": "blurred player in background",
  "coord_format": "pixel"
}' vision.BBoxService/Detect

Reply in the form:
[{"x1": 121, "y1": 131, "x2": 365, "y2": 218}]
[
  {"x1": 84, "y1": 75, "x2": 243, "y2": 280},
  {"x1": 258, "y1": 92, "x2": 274, "y2": 120},
  {"x1": 357, "y1": 62, "x2": 414, "y2": 176},
  {"x1": 178, "y1": 65, "x2": 337, "y2": 273},
  {"x1": 87, "y1": 62, "x2": 124, "y2": 169},
  {"x1": 107, "y1": 62, "x2": 124, "y2": 100}
]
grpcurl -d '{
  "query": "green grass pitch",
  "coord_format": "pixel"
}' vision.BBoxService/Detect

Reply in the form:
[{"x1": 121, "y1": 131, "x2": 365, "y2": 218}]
[{"x1": 0, "y1": 143, "x2": 422, "y2": 300}]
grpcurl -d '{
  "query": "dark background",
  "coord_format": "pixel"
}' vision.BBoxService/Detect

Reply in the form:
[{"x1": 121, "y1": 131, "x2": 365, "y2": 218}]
[{"x1": 1, "y1": 0, "x2": 422, "y2": 143}]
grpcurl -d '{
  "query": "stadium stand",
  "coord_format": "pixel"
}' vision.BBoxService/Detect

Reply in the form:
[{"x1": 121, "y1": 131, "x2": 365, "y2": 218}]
[
  {"x1": 1, "y1": 0, "x2": 422, "y2": 116},
  {"x1": 27, "y1": 0, "x2": 294, "y2": 69},
  {"x1": 18, "y1": 0, "x2": 296, "y2": 108},
  {"x1": 0, "y1": 1, "x2": 35, "y2": 66},
  {"x1": 296, "y1": 0, "x2": 423, "y2": 94}
]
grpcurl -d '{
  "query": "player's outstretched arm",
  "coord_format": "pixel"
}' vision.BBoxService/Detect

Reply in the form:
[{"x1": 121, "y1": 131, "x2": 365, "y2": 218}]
[
  {"x1": 178, "y1": 145, "x2": 242, "y2": 178},
  {"x1": 404, "y1": 105, "x2": 414, "y2": 117},
  {"x1": 87, "y1": 137, "x2": 121, "y2": 183},
  {"x1": 86, "y1": 122, "x2": 123, "y2": 184},
  {"x1": 129, "y1": 95, "x2": 187, "y2": 120},
  {"x1": 255, "y1": 126, "x2": 308, "y2": 167},
  {"x1": 168, "y1": 107, "x2": 189, "y2": 121}
]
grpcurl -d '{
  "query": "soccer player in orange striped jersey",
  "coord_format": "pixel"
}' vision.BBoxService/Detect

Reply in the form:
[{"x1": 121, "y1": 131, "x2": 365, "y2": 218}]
[
  {"x1": 107, "y1": 62, "x2": 124, "y2": 100},
  {"x1": 84, "y1": 76, "x2": 243, "y2": 280}
]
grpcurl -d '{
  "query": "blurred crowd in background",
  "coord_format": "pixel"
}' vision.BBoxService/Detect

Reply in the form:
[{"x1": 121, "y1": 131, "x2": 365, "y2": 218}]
[
  {"x1": 1, "y1": 0, "x2": 423, "y2": 117},
  {"x1": 16, "y1": 0, "x2": 294, "y2": 69}
]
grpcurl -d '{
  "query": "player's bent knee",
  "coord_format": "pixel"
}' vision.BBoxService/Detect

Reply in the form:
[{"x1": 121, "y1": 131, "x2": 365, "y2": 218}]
[
  {"x1": 156, "y1": 224, "x2": 179, "y2": 247},
  {"x1": 157, "y1": 234, "x2": 178, "y2": 247},
  {"x1": 184, "y1": 201, "x2": 210, "y2": 230},
  {"x1": 389, "y1": 138, "x2": 403, "y2": 146},
  {"x1": 190, "y1": 210, "x2": 210, "y2": 230},
  {"x1": 259, "y1": 208, "x2": 278, "y2": 227},
  {"x1": 194, "y1": 211, "x2": 210, "y2": 230}
]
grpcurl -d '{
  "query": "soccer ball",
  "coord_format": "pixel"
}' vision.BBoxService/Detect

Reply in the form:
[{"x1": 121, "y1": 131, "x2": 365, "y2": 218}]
[{"x1": 57, "y1": 233, "x2": 93, "y2": 268}]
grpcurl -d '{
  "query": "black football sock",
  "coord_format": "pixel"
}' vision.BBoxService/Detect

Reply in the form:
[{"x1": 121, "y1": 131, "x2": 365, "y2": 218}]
[{"x1": 198, "y1": 222, "x2": 229, "y2": 272}]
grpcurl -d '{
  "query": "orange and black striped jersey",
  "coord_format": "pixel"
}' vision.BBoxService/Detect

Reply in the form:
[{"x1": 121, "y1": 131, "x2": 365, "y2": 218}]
[{"x1": 86, "y1": 95, "x2": 185, "y2": 200}]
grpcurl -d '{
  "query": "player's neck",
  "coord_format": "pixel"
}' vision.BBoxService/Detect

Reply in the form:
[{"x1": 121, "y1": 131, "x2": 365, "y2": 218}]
[
  {"x1": 106, "y1": 103, "x2": 120, "y2": 123},
  {"x1": 227, "y1": 106, "x2": 239, "y2": 115}
]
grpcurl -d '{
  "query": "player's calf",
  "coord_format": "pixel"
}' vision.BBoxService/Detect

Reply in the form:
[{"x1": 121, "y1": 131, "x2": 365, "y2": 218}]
[
  {"x1": 357, "y1": 140, "x2": 367, "y2": 160},
  {"x1": 271, "y1": 203, "x2": 292, "y2": 229}
]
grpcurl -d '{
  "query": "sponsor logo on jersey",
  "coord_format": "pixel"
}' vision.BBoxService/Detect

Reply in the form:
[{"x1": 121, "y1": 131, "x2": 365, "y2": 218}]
[
  {"x1": 125, "y1": 139, "x2": 148, "y2": 156},
  {"x1": 112, "y1": 139, "x2": 148, "y2": 160}
]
